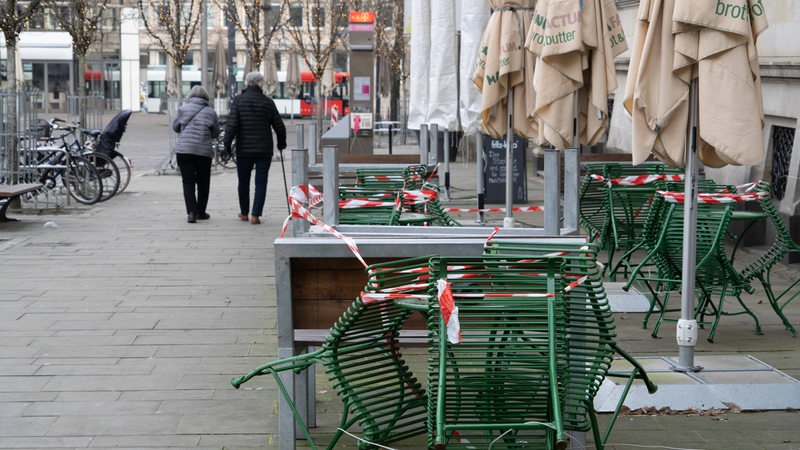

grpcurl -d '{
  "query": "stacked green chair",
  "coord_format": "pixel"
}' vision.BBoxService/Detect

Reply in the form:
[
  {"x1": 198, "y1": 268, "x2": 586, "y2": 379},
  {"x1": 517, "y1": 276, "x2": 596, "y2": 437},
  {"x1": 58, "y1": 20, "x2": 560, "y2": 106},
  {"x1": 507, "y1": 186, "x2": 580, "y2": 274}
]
[
  {"x1": 579, "y1": 163, "x2": 610, "y2": 244},
  {"x1": 483, "y1": 238, "x2": 658, "y2": 449},
  {"x1": 231, "y1": 256, "x2": 432, "y2": 448},
  {"x1": 425, "y1": 256, "x2": 570, "y2": 449},
  {"x1": 737, "y1": 181, "x2": 800, "y2": 336},
  {"x1": 402, "y1": 164, "x2": 436, "y2": 189},
  {"x1": 623, "y1": 183, "x2": 760, "y2": 342},
  {"x1": 338, "y1": 186, "x2": 401, "y2": 225},
  {"x1": 355, "y1": 167, "x2": 407, "y2": 190},
  {"x1": 580, "y1": 162, "x2": 683, "y2": 271},
  {"x1": 400, "y1": 188, "x2": 462, "y2": 227}
]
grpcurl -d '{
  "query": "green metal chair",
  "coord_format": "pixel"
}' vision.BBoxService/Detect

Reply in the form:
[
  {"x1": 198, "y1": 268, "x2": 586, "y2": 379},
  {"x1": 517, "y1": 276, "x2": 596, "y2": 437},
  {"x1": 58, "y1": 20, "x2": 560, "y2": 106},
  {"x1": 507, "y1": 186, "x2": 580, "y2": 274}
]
[
  {"x1": 355, "y1": 165, "x2": 436, "y2": 190},
  {"x1": 338, "y1": 186, "x2": 402, "y2": 226},
  {"x1": 425, "y1": 256, "x2": 570, "y2": 449},
  {"x1": 579, "y1": 164, "x2": 610, "y2": 245},
  {"x1": 231, "y1": 256, "x2": 432, "y2": 449},
  {"x1": 482, "y1": 238, "x2": 658, "y2": 449},
  {"x1": 737, "y1": 180, "x2": 800, "y2": 336},
  {"x1": 401, "y1": 188, "x2": 462, "y2": 227},
  {"x1": 580, "y1": 162, "x2": 683, "y2": 272},
  {"x1": 623, "y1": 186, "x2": 760, "y2": 342}
]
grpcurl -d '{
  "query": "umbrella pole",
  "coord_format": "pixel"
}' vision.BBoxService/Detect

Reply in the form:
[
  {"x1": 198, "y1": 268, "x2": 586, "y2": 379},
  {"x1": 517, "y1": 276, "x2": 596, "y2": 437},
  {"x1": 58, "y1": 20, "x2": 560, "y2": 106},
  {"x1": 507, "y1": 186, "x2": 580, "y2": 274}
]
[
  {"x1": 674, "y1": 79, "x2": 702, "y2": 373},
  {"x1": 504, "y1": 92, "x2": 514, "y2": 228},
  {"x1": 443, "y1": 131, "x2": 451, "y2": 201},
  {"x1": 563, "y1": 93, "x2": 580, "y2": 234}
]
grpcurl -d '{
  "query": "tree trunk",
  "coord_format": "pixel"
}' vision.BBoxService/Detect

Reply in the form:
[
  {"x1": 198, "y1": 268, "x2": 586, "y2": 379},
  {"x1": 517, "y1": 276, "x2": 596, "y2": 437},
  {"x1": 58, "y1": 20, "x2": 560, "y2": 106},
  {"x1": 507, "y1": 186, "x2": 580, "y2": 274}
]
[
  {"x1": 6, "y1": 43, "x2": 20, "y2": 184},
  {"x1": 77, "y1": 53, "x2": 87, "y2": 126}
]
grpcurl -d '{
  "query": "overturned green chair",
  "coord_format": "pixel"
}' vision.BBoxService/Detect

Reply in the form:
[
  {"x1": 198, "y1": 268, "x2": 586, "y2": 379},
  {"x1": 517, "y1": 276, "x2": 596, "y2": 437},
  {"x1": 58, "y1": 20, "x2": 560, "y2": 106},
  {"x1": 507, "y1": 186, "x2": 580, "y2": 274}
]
[
  {"x1": 338, "y1": 186, "x2": 402, "y2": 226},
  {"x1": 623, "y1": 184, "x2": 760, "y2": 342},
  {"x1": 231, "y1": 256, "x2": 432, "y2": 449},
  {"x1": 737, "y1": 181, "x2": 800, "y2": 336},
  {"x1": 424, "y1": 256, "x2": 570, "y2": 449},
  {"x1": 483, "y1": 238, "x2": 658, "y2": 448}
]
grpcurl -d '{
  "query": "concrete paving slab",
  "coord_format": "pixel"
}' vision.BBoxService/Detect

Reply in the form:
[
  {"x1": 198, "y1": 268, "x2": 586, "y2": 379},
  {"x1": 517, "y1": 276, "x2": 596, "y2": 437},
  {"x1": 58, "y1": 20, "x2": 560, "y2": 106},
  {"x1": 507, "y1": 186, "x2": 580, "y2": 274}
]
[{"x1": 597, "y1": 355, "x2": 800, "y2": 412}]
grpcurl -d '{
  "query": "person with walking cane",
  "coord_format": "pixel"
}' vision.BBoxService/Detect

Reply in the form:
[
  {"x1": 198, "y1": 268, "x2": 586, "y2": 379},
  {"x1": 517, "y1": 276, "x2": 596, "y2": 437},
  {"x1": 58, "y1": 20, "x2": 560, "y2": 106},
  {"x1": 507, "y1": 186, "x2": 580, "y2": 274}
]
[{"x1": 224, "y1": 71, "x2": 287, "y2": 224}]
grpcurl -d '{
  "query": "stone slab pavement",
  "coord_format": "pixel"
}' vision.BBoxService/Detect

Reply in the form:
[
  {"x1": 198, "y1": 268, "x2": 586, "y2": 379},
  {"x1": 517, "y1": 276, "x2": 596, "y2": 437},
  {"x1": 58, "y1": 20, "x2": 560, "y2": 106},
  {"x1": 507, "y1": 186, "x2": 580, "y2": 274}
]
[{"x1": 0, "y1": 111, "x2": 798, "y2": 449}]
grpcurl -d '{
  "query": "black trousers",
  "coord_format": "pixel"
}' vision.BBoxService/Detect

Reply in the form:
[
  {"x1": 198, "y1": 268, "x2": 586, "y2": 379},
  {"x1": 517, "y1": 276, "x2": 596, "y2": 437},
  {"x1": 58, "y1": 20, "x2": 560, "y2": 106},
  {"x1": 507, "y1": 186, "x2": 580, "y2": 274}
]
[{"x1": 176, "y1": 153, "x2": 212, "y2": 215}]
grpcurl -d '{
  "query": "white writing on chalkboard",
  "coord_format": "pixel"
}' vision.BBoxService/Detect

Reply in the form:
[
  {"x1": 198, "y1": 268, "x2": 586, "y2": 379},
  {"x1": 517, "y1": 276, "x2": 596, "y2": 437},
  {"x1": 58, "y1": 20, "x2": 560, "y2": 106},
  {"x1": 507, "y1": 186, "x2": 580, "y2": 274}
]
[{"x1": 483, "y1": 134, "x2": 527, "y2": 204}]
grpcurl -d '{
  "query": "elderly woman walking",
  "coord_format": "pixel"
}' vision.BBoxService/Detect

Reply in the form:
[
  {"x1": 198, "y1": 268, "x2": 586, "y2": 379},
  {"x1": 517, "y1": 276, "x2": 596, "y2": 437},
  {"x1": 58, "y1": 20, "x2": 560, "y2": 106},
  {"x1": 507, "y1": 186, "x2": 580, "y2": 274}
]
[{"x1": 172, "y1": 85, "x2": 221, "y2": 223}]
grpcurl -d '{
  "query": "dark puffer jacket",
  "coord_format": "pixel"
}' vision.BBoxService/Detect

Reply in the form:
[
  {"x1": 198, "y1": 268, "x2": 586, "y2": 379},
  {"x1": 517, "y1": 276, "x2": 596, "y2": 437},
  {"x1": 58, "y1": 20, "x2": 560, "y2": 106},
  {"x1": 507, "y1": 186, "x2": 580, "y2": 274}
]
[{"x1": 224, "y1": 85, "x2": 287, "y2": 156}]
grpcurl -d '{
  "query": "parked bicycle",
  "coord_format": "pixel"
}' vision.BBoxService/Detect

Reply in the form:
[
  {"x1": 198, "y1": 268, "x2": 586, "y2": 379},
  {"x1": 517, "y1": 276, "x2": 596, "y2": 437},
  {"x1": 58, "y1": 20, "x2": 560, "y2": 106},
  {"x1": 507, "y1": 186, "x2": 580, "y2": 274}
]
[
  {"x1": 41, "y1": 117, "x2": 121, "y2": 202},
  {"x1": 19, "y1": 126, "x2": 103, "y2": 205}
]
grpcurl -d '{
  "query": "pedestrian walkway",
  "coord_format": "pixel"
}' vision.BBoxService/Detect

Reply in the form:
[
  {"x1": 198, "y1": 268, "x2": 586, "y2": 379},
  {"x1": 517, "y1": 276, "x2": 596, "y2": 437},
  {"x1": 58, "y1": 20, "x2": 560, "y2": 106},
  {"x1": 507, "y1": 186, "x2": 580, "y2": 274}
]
[{"x1": 1, "y1": 116, "x2": 799, "y2": 448}]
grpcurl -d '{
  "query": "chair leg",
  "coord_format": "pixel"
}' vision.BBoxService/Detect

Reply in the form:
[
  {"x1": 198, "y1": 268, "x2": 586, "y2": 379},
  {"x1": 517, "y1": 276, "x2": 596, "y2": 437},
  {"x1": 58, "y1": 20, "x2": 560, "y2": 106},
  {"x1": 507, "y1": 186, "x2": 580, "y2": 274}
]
[{"x1": 760, "y1": 273, "x2": 799, "y2": 336}]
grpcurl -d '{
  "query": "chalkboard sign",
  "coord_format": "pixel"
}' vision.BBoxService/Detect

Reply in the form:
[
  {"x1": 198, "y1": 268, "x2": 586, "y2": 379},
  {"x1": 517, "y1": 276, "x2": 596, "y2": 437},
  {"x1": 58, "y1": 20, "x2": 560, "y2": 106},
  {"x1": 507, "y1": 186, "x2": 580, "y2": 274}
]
[{"x1": 483, "y1": 134, "x2": 527, "y2": 204}]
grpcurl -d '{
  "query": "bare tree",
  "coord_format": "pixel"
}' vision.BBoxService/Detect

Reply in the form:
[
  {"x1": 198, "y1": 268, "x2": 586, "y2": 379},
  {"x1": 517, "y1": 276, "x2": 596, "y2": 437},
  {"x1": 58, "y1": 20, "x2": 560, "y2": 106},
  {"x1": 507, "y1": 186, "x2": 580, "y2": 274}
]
[
  {"x1": 218, "y1": 0, "x2": 284, "y2": 73},
  {"x1": 281, "y1": 0, "x2": 351, "y2": 135},
  {"x1": 44, "y1": 0, "x2": 110, "y2": 125},
  {"x1": 0, "y1": 0, "x2": 43, "y2": 183},
  {"x1": 138, "y1": 0, "x2": 203, "y2": 103}
]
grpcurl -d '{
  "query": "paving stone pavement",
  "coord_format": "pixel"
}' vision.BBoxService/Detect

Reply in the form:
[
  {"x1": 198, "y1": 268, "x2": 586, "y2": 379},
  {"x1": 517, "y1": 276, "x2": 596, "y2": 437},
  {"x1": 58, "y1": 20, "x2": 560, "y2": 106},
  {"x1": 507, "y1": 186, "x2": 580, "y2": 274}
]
[{"x1": 0, "y1": 111, "x2": 798, "y2": 449}]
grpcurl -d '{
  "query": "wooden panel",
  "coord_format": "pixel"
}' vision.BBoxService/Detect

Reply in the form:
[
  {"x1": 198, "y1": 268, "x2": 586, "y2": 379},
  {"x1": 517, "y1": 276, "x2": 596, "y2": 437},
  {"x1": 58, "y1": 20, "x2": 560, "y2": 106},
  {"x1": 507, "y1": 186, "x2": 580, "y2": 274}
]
[{"x1": 290, "y1": 257, "x2": 427, "y2": 330}]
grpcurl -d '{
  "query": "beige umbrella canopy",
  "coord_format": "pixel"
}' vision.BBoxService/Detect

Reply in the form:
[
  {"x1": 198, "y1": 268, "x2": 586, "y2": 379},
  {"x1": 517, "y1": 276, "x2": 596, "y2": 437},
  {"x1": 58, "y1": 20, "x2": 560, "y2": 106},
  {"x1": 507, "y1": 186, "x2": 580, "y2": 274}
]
[
  {"x1": 472, "y1": 0, "x2": 537, "y2": 139},
  {"x1": 525, "y1": 0, "x2": 626, "y2": 149},
  {"x1": 320, "y1": 61, "x2": 335, "y2": 97},
  {"x1": 285, "y1": 51, "x2": 301, "y2": 98},
  {"x1": 673, "y1": 0, "x2": 767, "y2": 167},
  {"x1": 262, "y1": 51, "x2": 279, "y2": 96},
  {"x1": 212, "y1": 39, "x2": 227, "y2": 98},
  {"x1": 623, "y1": 0, "x2": 768, "y2": 370},
  {"x1": 624, "y1": 0, "x2": 767, "y2": 168}
]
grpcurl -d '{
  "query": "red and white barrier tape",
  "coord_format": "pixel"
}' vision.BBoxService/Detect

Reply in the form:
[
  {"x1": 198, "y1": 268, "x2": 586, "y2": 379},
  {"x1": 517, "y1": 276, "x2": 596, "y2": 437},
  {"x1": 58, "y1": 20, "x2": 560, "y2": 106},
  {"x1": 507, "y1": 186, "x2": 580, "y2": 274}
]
[
  {"x1": 281, "y1": 185, "x2": 368, "y2": 268},
  {"x1": 445, "y1": 206, "x2": 545, "y2": 213},
  {"x1": 590, "y1": 173, "x2": 684, "y2": 186},
  {"x1": 657, "y1": 190, "x2": 769, "y2": 204}
]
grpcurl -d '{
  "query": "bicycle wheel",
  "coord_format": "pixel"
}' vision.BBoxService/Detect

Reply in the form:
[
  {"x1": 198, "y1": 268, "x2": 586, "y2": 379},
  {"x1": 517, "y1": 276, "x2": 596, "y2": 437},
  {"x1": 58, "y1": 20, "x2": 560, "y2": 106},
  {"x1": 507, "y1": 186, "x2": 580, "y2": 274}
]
[
  {"x1": 110, "y1": 152, "x2": 132, "y2": 193},
  {"x1": 85, "y1": 152, "x2": 121, "y2": 201},
  {"x1": 215, "y1": 147, "x2": 237, "y2": 169},
  {"x1": 63, "y1": 155, "x2": 102, "y2": 205}
]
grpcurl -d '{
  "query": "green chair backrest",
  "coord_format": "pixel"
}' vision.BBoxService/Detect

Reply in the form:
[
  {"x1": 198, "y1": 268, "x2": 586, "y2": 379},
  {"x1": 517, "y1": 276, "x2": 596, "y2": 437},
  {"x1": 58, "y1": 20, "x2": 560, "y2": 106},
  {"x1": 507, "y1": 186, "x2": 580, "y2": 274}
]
[
  {"x1": 338, "y1": 186, "x2": 401, "y2": 225},
  {"x1": 426, "y1": 255, "x2": 569, "y2": 449}
]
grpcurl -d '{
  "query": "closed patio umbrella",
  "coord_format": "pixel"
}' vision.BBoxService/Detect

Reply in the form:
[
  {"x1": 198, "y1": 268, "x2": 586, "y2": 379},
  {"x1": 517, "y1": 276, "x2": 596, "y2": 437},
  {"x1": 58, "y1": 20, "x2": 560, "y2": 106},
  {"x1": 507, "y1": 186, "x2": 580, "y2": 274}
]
[
  {"x1": 262, "y1": 50, "x2": 279, "y2": 96},
  {"x1": 212, "y1": 39, "x2": 227, "y2": 99},
  {"x1": 623, "y1": 0, "x2": 767, "y2": 370},
  {"x1": 472, "y1": 0, "x2": 536, "y2": 227},
  {"x1": 285, "y1": 50, "x2": 301, "y2": 99},
  {"x1": 525, "y1": 0, "x2": 626, "y2": 149},
  {"x1": 320, "y1": 61, "x2": 334, "y2": 97},
  {"x1": 473, "y1": 0, "x2": 537, "y2": 140}
]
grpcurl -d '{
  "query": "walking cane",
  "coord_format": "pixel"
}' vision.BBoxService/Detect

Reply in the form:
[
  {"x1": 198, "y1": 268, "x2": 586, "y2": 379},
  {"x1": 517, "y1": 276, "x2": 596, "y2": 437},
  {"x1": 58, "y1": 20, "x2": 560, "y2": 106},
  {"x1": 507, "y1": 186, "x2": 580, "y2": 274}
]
[{"x1": 279, "y1": 149, "x2": 290, "y2": 215}]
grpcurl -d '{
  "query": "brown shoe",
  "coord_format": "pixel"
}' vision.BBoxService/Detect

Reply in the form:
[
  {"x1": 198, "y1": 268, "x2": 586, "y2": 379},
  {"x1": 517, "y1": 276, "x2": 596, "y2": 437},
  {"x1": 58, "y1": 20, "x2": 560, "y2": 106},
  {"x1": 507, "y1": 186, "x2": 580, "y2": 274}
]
[
  {"x1": 238, "y1": 213, "x2": 248, "y2": 221},
  {"x1": 250, "y1": 216, "x2": 261, "y2": 225}
]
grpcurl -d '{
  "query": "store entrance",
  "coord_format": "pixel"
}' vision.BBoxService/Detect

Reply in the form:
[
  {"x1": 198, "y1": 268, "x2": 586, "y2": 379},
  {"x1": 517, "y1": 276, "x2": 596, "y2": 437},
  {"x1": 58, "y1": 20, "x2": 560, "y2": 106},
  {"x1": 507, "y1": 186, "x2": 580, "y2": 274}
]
[{"x1": 30, "y1": 61, "x2": 71, "y2": 115}]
